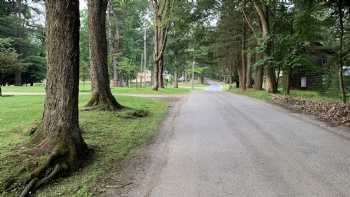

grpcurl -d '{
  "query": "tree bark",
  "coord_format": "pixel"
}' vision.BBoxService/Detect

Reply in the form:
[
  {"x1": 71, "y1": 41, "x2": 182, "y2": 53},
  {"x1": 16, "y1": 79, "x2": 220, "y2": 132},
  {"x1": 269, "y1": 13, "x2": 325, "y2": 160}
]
[
  {"x1": 254, "y1": 1, "x2": 277, "y2": 93},
  {"x1": 173, "y1": 69, "x2": 178, "y2": 88},
  {"x1": 246, "y1": 51, "x2": 252, "y2": 88},
  {"x1": 108, "y1": 0, "x2": 120, "y2": 87},
  {"x1": 283, "y1": 68, "x2": 291, "y2": 95},
  {"x1": 240, "y1": 18, "x2": 248, "y2": 91},
  {"x1": 17, "y1": 1, "x2": 89, "y2": 195},
  {"x1": 160, "y1": 56, "x2": 165, "y2": 88},
  {"x1": 338, "y1": 0, "x2": 347, "y2": 103},
  {"x1": 151, "y1": 0, "x2": 170, "y2": 91},
  {"x1": 15, "y1": 71, "x2": 21, "y2": 86},
  {"x1": 87, "y1": 0, "x2": 122, "y2": 110},
  {"x1": 254, "y1": 53, "x2": 264, "y2": 90}
]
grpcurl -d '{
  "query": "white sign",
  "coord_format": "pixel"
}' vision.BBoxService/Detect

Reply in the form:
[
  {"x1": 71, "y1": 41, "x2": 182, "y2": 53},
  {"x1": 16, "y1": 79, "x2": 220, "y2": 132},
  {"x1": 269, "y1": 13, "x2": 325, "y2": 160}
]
[{"x1": 301, "y1": 77, "x2": 307, "y2": 88}]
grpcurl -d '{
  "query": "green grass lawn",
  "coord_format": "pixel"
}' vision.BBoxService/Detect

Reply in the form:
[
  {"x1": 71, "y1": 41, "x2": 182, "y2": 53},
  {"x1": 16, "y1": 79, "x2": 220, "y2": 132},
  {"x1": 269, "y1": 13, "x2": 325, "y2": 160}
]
[
  {"x1": 0, "y1": 95, "x2": 168, "y2": 196},
  {"x1": 1, "y1": 82, "x2": 204, "y2": 95},
  {"x1": 226, "y1": 86, "x2": 273, "y2": 101},
  {"x1": 111, "y1": 87, "x2": 191, "y2": 94},
  {"x1": 224, "y1": 85, "x2": 342, "y2": 102}
]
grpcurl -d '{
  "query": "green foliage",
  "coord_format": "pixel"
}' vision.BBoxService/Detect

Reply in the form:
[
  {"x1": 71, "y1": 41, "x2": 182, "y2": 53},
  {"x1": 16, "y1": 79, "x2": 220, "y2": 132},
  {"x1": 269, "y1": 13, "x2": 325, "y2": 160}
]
[
  {"x1": 119, "y1": 57, "x2": 138, "y2": 81},
  {"x1": 0, "y1": 38, "x2": 20, "y2": 73},
  {"x1": 0, "y1": 0, "x2": 46, "y2": 85},
  {"x1": 80, "y1": 9, "x2": 90, "y2": 82}
]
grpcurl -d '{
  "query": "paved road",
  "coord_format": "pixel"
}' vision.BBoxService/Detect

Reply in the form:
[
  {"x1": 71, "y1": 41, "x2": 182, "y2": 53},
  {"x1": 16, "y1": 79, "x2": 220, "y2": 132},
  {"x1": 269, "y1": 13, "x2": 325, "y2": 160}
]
[{"x1": 106, "y1": 83, "x2": 350, "y2": 197}]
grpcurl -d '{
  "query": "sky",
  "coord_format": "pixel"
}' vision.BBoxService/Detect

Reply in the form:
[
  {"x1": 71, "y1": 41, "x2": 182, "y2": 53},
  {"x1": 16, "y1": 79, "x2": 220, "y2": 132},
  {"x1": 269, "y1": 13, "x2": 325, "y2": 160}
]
[{"x1": 80, "y1": 0, "x2": 87, "y2": 10}]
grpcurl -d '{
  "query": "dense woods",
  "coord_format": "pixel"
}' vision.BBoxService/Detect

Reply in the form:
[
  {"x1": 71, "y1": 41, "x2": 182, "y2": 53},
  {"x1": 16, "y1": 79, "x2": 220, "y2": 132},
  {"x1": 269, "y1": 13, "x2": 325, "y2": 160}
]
[
  {"x1": 213, "y1": 0, "x2": 350, "y2": 102},
  {"x1": 0, "y1": 0, "x2": 45, "y2": 96}
]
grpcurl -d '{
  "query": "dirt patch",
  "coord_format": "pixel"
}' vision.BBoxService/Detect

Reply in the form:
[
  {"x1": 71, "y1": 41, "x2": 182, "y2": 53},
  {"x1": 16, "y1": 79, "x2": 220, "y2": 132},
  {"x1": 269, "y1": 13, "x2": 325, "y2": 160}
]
[{"x1": 272, "y1": 95, "x2": 350, "y2": 127}]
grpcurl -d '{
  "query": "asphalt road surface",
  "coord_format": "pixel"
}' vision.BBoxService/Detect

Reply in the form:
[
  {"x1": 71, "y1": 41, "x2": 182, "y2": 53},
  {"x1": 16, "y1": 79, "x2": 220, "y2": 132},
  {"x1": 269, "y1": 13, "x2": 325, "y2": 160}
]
[{"x1": 106, "y1": 82, "x2": 350, "y2": 197}]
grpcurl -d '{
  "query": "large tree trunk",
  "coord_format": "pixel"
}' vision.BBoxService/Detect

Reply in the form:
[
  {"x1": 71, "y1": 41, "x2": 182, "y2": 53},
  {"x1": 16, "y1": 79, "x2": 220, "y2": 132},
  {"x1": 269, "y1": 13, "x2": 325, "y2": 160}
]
[
  {"x1": 282, "y1": 68, "x2": 291, "y2": 95},
  {"x1": 87, "y1": 0, "x2": 122, "y2": 110},
  {"x1": 246, "y1": 51, "x2": 253, "y2": 88},
  {"x1": 41, "y1": 0, "x2": 88, "y2": 163},
  {"x1": 173, "y1": 69, "x2": 178, "y2": 88},
  {"x1": 151, "y1": 0, "x2": 170, "y2": 91},
  {"x1": 338, "y1": 0, "x2": 347, "y2": 103},
  {"x1": 159, "y1": 56, "x2": 165, "y2": 88},
  {"x1": 16, "y1": 1, "x2": 89, "y2": 195},
  {"x1": 15, "y1": 71, "x2": 21, "y2": 86},
  {"x1": 108, "y1": 0, "x2": 120, "y2": 87},
  {"x1": 240, "y1": 19, "x2": 248, "y2": 91},
  {"x1": 254, "y1": 53, "x2": 264, "y2": 90},
  {"x1": 254, "y1": 2, "x2": 277, "y2": 93}
]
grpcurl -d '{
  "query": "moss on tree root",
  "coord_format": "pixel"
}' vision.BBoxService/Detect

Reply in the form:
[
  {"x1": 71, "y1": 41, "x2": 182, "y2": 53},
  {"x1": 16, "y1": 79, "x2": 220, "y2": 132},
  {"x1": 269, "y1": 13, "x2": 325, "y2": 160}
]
[
  {"x1": 1, "y1": 127, "x2": 91, "y2": 197},
  {"x1": 85, "y1": 93, "x2": 123, "y2": 111}
]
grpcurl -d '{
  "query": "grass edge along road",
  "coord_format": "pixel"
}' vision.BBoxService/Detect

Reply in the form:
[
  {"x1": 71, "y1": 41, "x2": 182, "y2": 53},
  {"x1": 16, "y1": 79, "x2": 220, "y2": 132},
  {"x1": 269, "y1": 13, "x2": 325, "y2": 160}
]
[
  {"x1": 0, "y1": 95, "x2": 168, "y2": 196},
  {"x1": 224, "y1": 85, "x2": 343, "y2": 102},
  {"x1": 2, "y1": 82, "x2": 208, "y2": 95}
]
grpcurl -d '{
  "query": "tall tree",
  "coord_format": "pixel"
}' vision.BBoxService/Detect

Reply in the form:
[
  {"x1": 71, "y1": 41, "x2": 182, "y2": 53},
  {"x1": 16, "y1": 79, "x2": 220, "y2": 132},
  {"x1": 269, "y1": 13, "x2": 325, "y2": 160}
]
[
  {"x1": 87, "y1": 0, "x2": 122, "y2": 110},
  {"x1": 328, "y1": 0, "x2": 349, "y2": 103},
  {"x1": 17, "y1": 1, "x2": 89, "y2": 195},
  {"x1": 0, "y1": 38, "x2": 20, "y2": 96},
  {"x1": 253, "y1": 0, "x2": 278, "y2": 93},
  {"x1": 150, "y1": 0, "x2": 173, "y2": 91},
  {"x1": 108, "y1": 0, "x2": 121, "y2": 87}
]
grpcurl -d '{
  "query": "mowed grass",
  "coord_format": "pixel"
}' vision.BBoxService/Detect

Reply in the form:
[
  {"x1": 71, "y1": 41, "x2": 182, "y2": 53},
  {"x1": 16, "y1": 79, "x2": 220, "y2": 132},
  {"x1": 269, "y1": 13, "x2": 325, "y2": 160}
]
[
  {"x1": 2, "y1": 83, "x2": 197, "y2": 95},
  {"x1": 111, "y1": 87, "x2": 191, "y2": 94},
  {"x1": 0, "y1": 95, "x2": 168, "y2": 196},
  {"x1": 226, "y1": 86, "x2": 273, "y2": 101},
  {"x1": 225, "y1": 85, "x2": 343, "y2": 102}
]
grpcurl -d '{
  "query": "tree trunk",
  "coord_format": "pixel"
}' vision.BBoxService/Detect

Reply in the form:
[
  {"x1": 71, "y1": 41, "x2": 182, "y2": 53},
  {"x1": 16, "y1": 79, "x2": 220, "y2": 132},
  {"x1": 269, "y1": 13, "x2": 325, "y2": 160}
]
[
  {"x1": 254, "y1": 53, "x2": 264, "y2": 90},
  {"x1": 108, "y1": 0, "x2": 120, "y2": 87},
  {"x1": 0, "y1": 85, "x2": 2, "y2": 97},
  {"x1": 283, "y1": 68, "x2": 291, "y2": 95},
  {"x1": 151, "y1": 0, "x2": 170, "y2": 91},
  {"x1": 237, "y1": 51, "x2": 246, "y2": 91},
  {"x1": 17, "y1": 1, "x2": 89, "y2": 195},
  {"x1": 15, "y1": 71, "x2": 21, "y2": 86},
  {"x1": 254, "y1": 2, "x2": 277, "y2": 93},
  {"x1": 87, "y1": 0, "x2": 122, "y2": 110},
  {"x1": 173, "y1": 69, "x2": 178, "y2": 88},
  {"x1": 338, "y1": 0, "x2": 347, "y2": 103},
  {"x1": 246, "y1": 51, "x2": 252, "y2": 88},
  {"x1": 153, "y1": 57, "x2": 160, "y2": 90},
  {"x1": 41, "y1": 0, "x2": 88, "y2": 163},
  {"x1": 239, "y1": 2, "x2": 248, "y2": 91},
  {"x1": 160, "y1": 56, "x2": 165, "y2": 88}
]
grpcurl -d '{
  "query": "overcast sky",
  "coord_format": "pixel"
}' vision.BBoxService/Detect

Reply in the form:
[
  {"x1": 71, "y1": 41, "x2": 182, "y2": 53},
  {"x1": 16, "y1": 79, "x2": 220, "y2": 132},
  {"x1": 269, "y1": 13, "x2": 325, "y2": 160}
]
[{"x1": 80, "y1": 0, "x2": 87, "y2": 10}]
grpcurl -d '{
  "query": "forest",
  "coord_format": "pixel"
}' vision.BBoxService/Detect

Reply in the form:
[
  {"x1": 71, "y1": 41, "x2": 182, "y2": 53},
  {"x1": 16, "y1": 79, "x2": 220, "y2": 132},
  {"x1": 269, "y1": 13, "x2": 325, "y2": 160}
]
[
  {"x1": 0, "y1": 0, "x2": 350, "y2": 196},
  {"x1": 1, "y1": 0, "x2": 350, "y2": 100}
]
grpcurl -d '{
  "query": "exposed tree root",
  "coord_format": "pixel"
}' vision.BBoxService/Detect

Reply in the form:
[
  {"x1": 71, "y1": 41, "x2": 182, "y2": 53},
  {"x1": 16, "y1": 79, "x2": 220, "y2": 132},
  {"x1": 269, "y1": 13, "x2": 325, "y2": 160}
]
[
  {"x1": 20, "y1": 164, "x2": 63, "y2": 197},
  {"x1": 116, "y1": 108, "x2": 149, "y2": 119},
  {"x1": 20, "y1": 178, "x2": 38, "y2": 197},
  {"x1": 27, "y1": 121, "x2": 42, "y2": 136},
  {"x1": 85, "y1": 92, "x2": 123, "y2": 111},
  {"x1": 2, "y1": 128, "x2": 91, "y2": 196}
]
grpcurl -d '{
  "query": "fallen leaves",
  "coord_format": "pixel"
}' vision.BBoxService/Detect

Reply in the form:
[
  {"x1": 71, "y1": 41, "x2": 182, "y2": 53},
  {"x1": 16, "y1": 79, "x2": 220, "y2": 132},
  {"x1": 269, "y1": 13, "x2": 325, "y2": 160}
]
[{"x1": 272, "y1": 95, "x2": 350, "y2": 127}]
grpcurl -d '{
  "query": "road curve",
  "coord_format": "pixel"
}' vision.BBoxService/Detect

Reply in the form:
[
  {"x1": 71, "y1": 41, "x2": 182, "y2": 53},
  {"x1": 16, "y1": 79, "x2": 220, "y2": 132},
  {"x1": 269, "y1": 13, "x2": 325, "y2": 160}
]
[{"x1": 105, "y1": 84, "x2": 350, "y2": 197}]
